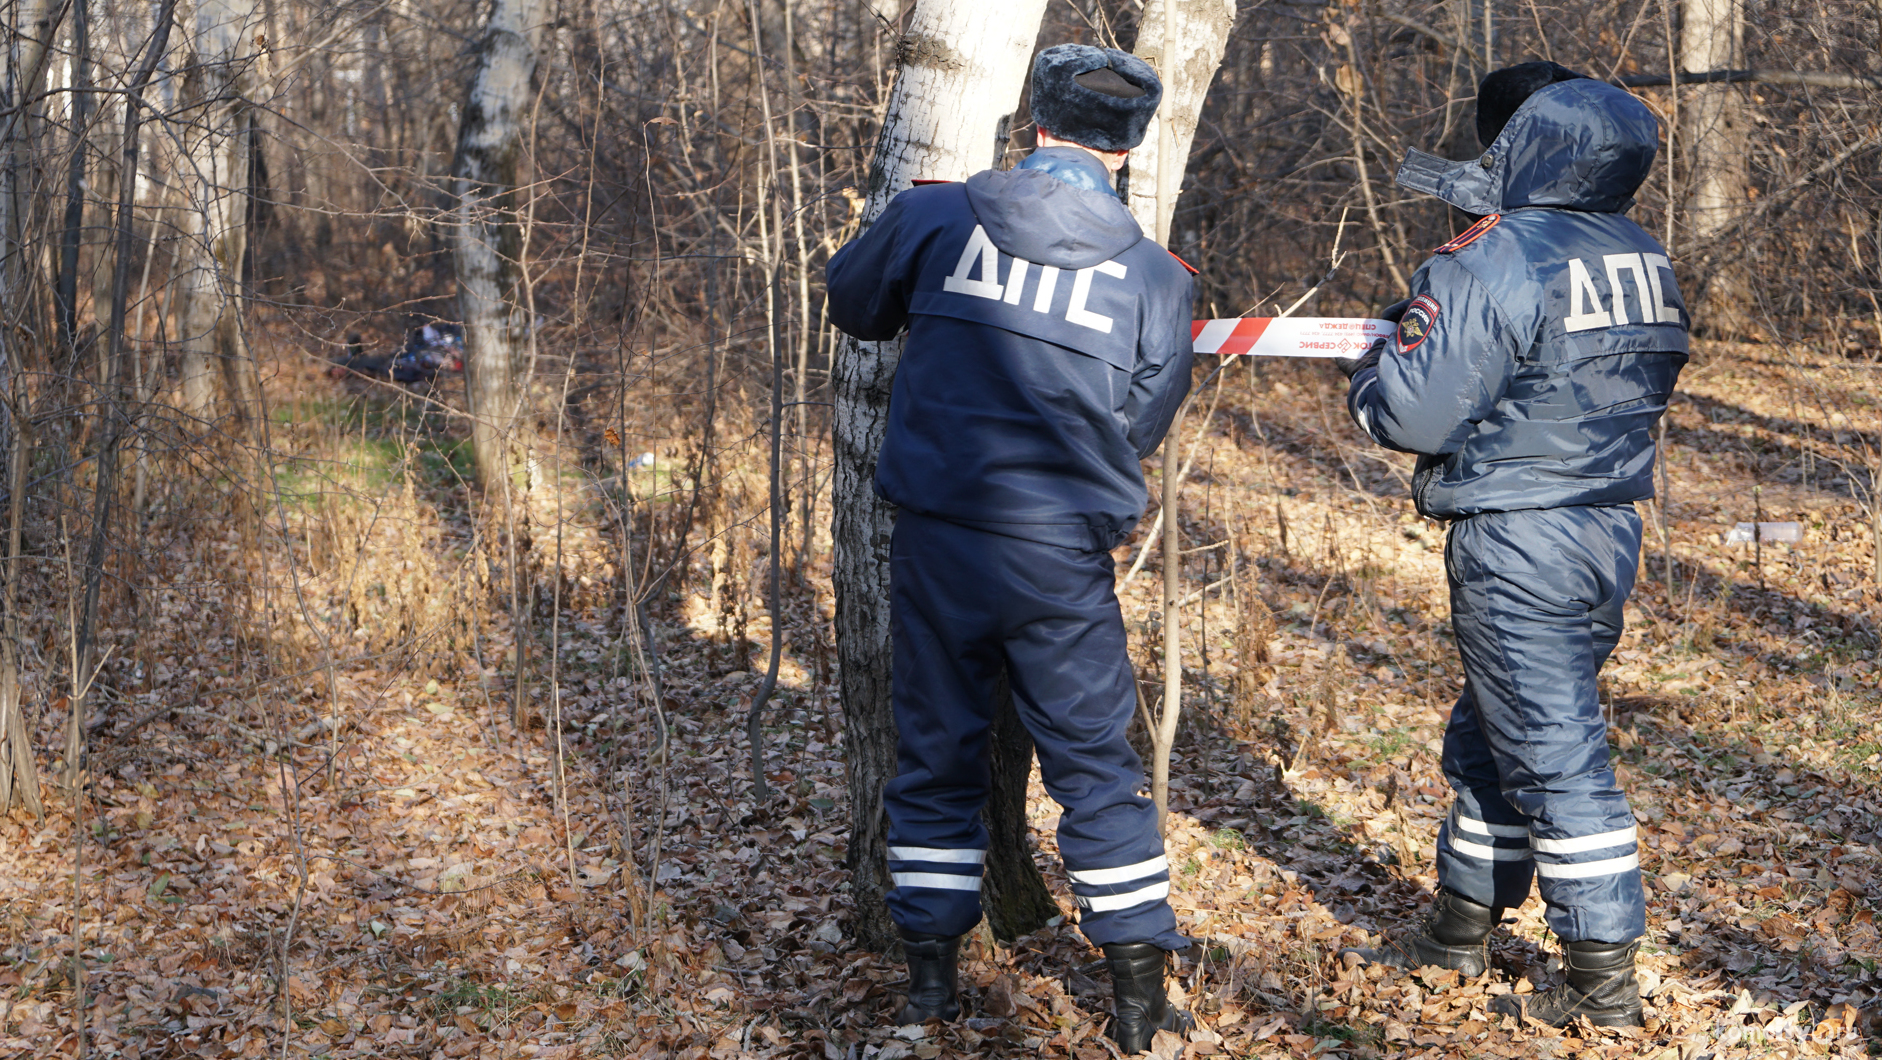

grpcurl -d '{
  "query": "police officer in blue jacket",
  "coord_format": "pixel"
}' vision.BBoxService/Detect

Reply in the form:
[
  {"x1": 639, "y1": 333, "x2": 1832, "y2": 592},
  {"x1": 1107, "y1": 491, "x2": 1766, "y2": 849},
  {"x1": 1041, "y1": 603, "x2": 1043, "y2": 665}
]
[
  {"x1": 826, "y1": 44, "x2": 1196, "y2": 1052},
  {"x1": 1334, "y1": 63, "x2": 1687, "y2": 1029}
]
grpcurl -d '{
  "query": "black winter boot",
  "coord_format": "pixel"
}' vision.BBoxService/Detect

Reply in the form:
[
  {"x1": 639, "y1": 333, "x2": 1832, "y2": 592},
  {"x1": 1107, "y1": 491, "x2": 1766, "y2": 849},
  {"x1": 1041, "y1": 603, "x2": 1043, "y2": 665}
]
[
  {"x1": 896, "y1": 933, "x2": 961, "y2": 1024},
  {"x1": 1489, "y1": 940, "x2": 1643, "y2": 1028},
  {"x1": 1102, "y1": 943, "x2": 1193, "y2": 1054},
  {"x1": 1337, "y1": 889, "x2": 1500, "y2": 977}
]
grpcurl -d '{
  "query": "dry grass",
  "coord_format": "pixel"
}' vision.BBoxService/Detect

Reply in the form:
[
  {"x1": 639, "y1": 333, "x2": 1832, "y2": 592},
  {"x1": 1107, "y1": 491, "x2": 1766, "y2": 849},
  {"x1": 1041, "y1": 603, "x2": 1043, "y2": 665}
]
[{"x1": 0, "y1": 339, "x2": 1877, "y2": 1059}]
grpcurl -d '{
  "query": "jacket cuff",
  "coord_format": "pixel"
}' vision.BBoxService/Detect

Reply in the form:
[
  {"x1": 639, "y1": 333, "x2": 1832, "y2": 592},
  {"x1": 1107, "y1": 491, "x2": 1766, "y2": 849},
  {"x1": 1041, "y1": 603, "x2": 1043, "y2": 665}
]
[{"x1": 1346, "y1": 366, "x2": 1381, "y2": 438}]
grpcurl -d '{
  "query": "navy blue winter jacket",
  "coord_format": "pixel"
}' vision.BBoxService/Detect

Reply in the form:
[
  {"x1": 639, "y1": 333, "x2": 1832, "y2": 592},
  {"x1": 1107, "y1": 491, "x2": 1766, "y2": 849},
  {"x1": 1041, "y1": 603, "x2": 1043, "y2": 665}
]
[
  {"x1": 827, "y1": 149, "x2": 1195, "y2": 551},
  {"x1": 1347, "y1": 79, "x2": 1689, "y2": 518}
]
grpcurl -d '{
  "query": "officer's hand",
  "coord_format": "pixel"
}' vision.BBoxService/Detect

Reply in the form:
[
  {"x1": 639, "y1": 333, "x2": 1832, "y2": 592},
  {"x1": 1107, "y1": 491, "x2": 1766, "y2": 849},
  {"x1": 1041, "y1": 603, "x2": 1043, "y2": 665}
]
[
  {"x1": 1333, "y1": 338, "x2": 1387, "y2": 380},
  {"x1": 1378, "y1": 298, "x2": 1413, "y2": 324}
]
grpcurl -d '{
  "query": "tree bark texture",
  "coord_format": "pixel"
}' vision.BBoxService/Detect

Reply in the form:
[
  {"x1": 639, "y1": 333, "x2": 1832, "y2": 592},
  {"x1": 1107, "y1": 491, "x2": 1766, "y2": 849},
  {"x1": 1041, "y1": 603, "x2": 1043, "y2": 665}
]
[
  {"x1": 1124, "y1": 0, "x2": 1236, "y2": 242},
  {"x1": 1, "y1": 0, "x2": 67, "y2": 343},
  {"x1": 53, "y1": 0, "x2": 89, "y2": 353},
  {"x1": 1451, "y1": 0, "x2": 1494, "y2": 77},
  {"x1": 832, "y1": 0, "x2": 1047, "y2": 953},
  {"x1": 453, "y1": 0, "x2": 546, "y2": 495},
  {"x1": 175, "y1": 0, "x2": 263, "y2": 424},
  {"x1": 65, "y1": 0, "x2": 177, "y2": 790},
  {"x1": 980, "y1": 671, "x2": 1058, "y2": 940},
  {"x1": 0, "y1": 420, "x2": 40, "y2": 818},
  {"x1": 1679, "y1": 0, "x2": 1751, "y2": 332},
  {"x1": 0, "y1": 0, "x2": 71, "y2": 817}
]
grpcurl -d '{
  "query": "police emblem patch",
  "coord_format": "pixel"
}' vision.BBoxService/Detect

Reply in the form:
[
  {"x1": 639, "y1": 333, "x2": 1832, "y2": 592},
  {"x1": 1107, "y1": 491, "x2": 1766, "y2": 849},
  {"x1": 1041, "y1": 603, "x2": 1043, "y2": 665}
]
[{"x1": 1396, "y1": 295, "x2": 1440, "y2": 353}]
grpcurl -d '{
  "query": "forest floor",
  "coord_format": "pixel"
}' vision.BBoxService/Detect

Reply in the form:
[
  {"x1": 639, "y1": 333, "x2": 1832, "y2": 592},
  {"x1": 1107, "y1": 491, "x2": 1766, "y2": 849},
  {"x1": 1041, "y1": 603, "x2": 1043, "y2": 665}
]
[{"x1": 2, "y1": 340, "x2": 1880, "y2": 1059}]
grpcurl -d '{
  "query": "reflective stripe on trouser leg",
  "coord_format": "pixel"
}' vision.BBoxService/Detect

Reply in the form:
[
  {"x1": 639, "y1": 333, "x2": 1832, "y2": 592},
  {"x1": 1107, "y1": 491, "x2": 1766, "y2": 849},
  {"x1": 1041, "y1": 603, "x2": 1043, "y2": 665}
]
[
  {"x1": 883, "y1": 516, "x2": 1002, "y2": 938},
  {"x1": 1437, "y1": 685, "x2": 1537, "y2": 910},
  {"x1": 1445, "y1": 507, "x2": 1647, "y2": 944},
  {"x1": 1064, "y1": 856, "x2": 1172, "y2": 915},
  {"x1": 997, "y1": 531, "x2": 1186, "y2": 951},
  {"x1": 882, "y1": 515, "x2": 1183, "y2": 948},
  {"x1": 887, "y1": 847, "x2": 987, "y2": 929}
]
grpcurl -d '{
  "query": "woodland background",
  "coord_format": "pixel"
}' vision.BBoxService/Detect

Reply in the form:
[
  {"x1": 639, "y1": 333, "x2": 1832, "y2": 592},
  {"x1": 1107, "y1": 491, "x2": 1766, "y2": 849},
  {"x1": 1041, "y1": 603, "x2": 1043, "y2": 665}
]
[{"x1": 0, "y1": 0, "x2": 1880, "y2": 1057}]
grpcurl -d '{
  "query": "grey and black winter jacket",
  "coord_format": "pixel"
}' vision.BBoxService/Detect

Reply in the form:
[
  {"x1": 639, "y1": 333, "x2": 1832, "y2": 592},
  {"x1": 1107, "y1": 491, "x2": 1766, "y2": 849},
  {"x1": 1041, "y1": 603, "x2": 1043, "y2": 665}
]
[
  {"x1": 826, "y1": 148, "x2": 1195, "y2": 551},
  {"x1": 1347, "y1": 79, "x2": 1688, "y2": 518}
]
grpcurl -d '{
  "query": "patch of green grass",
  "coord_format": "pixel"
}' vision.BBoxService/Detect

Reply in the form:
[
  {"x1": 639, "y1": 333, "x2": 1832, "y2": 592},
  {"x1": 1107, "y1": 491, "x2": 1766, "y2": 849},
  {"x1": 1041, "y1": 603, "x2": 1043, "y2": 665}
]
[
  {"x1": 1208, "y1": 828, "x2": 1246, "y2": 852},
  {"x1": 428, "y1": 978, "x2": 539, "y2": 1029},
  {"x1": 1300, "y1": 1015, "x2": 1379, "y2": 1045},
  {"x1": 272, "y1": 437, "x2": 403, "y2": 504},
  {"x1": 1357, "y1": 727, "x2": 1412, "y2": 765},
  {"x1": 272, "y1": 395, "x2": 472, "y2": 502},
  {"x1": 415, "y1": 438, "x2": 474, "y2": 488},
  {"x1": 1838, "y1": 740, "x2": 1882, "y2": 773}
]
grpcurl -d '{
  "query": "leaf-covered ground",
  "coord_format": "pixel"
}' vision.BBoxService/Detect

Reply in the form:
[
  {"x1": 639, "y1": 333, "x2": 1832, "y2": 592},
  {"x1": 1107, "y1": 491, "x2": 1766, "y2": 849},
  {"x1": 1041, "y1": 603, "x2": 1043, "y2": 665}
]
[{"x1": 2, "y1": 343, "x2": 1879, "y2": 1058}]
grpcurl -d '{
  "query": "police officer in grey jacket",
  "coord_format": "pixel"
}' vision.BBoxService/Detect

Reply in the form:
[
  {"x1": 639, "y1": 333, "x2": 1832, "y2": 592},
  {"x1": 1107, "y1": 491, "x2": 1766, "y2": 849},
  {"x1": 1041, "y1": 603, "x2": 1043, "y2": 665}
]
[
  {"x1": 827, "y1": 45, "x2": 1195, "y2": 1051},
  {"x1": 1334, "y1": 63, "x2": 1687, "y2": 1028}
]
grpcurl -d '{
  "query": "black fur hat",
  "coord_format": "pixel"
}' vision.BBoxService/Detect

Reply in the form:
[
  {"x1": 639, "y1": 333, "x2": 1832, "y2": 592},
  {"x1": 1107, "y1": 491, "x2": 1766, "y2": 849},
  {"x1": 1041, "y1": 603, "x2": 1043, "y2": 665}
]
[
  {"x1": 1477, "y1": 61, "x2": 1588, "y2": 147},
  {"x1": 1030, "y1": 44, "x2": 1163, "y2": 153}
]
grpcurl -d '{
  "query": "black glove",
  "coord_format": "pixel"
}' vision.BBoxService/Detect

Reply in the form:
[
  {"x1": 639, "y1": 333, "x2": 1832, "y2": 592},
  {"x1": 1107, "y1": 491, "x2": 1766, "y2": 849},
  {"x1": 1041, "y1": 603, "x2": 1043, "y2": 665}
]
[
  {"x1": 1334, "y1": 299, "x2": 1410, "y2": 377},
  {"x1": 1334, "y1": 337, "x2": 1388, "y2": 379}
]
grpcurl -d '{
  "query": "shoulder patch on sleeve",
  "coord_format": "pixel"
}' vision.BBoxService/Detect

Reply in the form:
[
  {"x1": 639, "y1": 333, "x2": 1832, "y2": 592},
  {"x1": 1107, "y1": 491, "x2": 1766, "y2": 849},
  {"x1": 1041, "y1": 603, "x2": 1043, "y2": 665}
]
[
  {"x1": 1395, "y1": 295, "x2": 1440, "y2": 353},
  {"x1": 1435, "y1": 214, "x2": 1501, "y2": 254},
  {"x1": 1167, "y1": 249, "x2": 1199, "y2": 275}
]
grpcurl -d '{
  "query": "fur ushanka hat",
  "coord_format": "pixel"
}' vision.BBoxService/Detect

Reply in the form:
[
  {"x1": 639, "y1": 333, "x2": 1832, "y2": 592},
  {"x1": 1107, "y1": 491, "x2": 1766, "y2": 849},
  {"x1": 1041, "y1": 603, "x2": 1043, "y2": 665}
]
[
  {"x1": 1030, "y1": 44, "x2": 1163, "y2": 153},
  {"x1": 1477, "y1": 61, "x2": 1587, "y2": 147}
]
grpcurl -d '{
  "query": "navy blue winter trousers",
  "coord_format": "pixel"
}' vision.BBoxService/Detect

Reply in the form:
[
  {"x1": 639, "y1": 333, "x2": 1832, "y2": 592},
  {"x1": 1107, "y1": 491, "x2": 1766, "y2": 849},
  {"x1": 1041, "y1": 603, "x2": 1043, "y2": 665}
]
[
  {"x1": 1435, "y1": 506, "x2": 1647, "y2": 944},
  {"x1": 884, "y1": 512, "x2": 1186, "y2": 950}
]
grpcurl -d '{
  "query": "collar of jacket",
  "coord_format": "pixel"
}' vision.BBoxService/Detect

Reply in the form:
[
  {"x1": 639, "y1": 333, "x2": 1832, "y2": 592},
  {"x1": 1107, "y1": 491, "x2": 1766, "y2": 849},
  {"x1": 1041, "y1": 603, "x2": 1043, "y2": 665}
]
[
  {"x1": 1395, "y1": 79, "x2": 1658, "y2": 215},
  {"x1": 1016, "y1": 147, "x2": 1119, "y2": 198}
]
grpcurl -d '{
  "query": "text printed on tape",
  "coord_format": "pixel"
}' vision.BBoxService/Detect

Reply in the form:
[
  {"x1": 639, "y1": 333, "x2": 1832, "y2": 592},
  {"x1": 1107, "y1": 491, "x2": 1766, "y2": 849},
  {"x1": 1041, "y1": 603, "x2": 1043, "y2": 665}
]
[{"x1": 1191, "y1": 317, "x2": 1395, "y2": 358}]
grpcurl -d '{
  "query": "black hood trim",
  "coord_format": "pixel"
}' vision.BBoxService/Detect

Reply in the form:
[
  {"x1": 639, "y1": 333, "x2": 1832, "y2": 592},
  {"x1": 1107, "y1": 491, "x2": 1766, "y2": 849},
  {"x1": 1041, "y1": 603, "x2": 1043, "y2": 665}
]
[{"x1": 1396, "y1": 79, "x2": 1660, "y2": 215}]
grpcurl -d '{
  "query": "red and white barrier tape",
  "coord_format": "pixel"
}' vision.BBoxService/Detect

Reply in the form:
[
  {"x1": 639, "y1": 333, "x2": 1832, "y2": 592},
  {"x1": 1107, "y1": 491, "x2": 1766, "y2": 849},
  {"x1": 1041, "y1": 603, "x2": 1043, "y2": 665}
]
[{"x1": 1191, "y1": 316, "x2": 1395, "y2": 358}]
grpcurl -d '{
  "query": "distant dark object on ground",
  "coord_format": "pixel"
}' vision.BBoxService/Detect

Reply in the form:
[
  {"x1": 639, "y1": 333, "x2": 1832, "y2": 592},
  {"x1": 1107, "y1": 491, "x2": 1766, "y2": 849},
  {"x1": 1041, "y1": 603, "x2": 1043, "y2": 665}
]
[
  {"x1": 329, "y1": 332, "x2": 391, "y2": 378},
  {"x1": 327, "y1": 324, "x2": 466, "y2": 383},
  {"x1": 393, "y1": 322, "x2": 466, "y2": 383}
]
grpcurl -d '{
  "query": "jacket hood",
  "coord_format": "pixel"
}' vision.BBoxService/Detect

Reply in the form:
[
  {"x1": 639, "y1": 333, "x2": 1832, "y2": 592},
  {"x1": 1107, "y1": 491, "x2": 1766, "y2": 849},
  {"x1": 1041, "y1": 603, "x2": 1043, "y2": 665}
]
[
  {"x1": 963, "y1": 148, "x2": 1143, "y2": 269},
  {"x1": 1396, "y1": 79, "x2": 1659, "y2": 215}
]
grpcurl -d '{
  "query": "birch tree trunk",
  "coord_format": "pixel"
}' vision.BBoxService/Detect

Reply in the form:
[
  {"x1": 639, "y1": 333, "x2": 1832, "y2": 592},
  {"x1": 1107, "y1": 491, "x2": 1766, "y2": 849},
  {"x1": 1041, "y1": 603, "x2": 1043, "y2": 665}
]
[
  {"x1": 1125, "y1": 0, "x2": 1232, "y2": 828},
  {"x1": 832, "y1": 0, "x2": 1047, "y2": 952},
  {"x1": 174, "y1": 0, "x2": 263, "y2": 424},
  {"x1": 1680, "y1": 0, "x2": 1751, "y2": 333},
  {"x1": 453, "y1": 0, "x2": 546, "y2": 495},
  {"x1": 1124, "y1": 0, "x2": 1236, "y2": 243}
]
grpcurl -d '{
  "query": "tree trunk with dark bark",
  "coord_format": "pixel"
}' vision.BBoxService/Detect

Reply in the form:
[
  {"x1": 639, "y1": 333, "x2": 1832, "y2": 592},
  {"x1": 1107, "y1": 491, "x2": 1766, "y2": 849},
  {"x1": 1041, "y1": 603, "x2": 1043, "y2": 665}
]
[
  {"x1": 53, "y1": 0, "x2": 89, "y2": 354},
  {"x1": 981, "y1": 672, "x2": 1059, "y2": 941},
  {"x1": 1, "y1": 0, "x2": 66, "y2": 356}
]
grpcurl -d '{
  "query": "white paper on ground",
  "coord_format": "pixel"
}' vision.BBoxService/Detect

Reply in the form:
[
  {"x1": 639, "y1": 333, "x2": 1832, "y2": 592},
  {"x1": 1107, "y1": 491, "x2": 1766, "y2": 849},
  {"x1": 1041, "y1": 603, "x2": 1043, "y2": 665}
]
[
  {"x1": 1723, "y1": 522, "x2": 1803, "y2": 545},
  {"x1": 1191, "y1": 316, "x2": 1396, "y2": 358}
]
